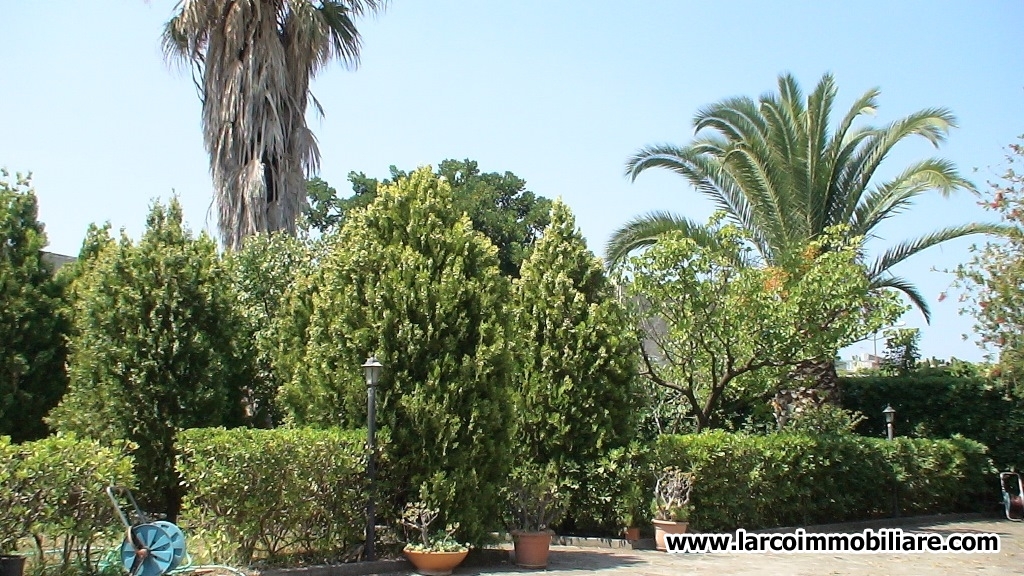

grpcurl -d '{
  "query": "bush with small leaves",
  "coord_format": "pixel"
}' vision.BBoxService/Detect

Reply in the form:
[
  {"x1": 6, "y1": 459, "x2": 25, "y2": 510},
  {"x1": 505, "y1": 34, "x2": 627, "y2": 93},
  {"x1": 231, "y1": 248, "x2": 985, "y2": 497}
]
[
  {"x1": 655, "y1": 431, "x2": 991, "y2": 531},
  {"x1": 177, "y1": 427, "x2": 382, "y2": 565}
]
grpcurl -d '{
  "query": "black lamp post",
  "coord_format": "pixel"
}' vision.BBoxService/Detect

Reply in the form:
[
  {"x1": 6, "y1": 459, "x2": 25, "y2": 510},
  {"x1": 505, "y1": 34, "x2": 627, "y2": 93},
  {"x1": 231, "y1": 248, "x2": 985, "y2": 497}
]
[
  {"x1": 362, "y1": 356, "x2": 383, "y2": 561},
  {"x1": 883, "y1": 404, "x2": 896, "y2": 441}
]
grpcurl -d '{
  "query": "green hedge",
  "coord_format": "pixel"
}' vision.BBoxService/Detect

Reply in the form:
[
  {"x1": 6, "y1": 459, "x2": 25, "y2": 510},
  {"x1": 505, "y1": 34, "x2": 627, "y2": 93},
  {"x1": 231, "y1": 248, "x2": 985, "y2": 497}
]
[
  {"x1": 655, "y1": 431, "x2": 993, "y2": 532},
  {"x1": 177, "y1": 427, "x2": 381, "y2": 565},
  {"x1": 0, "y1": 434, "x2": 135, "y2": 572},
  {"x1": 841, "y1": 375, "x2": 1024, "y2": 471}
]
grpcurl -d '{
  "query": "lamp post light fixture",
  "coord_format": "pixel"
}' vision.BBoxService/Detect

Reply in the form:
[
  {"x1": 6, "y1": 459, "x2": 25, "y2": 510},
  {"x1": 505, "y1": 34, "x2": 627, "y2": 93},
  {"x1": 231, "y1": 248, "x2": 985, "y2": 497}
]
[
  {"x1": 883, "y1": 404, "x2": 896, "y2": 441},
  {"x1": 362, "y1": 356, "x2": 383, "y2": 561}
]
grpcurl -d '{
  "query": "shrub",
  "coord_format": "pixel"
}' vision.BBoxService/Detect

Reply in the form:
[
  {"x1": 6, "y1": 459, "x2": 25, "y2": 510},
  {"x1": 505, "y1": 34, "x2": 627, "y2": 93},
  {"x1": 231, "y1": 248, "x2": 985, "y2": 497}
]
[
  {"x1": 0, "y1": 434, "x2": 135, "y2": 572},
  {"x1": 280, "y1": 168, "x2": 513, "y2": 545},
  {"x1": 655, "y1": 431, "x2": 992, "y2": 531},
  {"x1": 510, "y1": 201, "x2": 640, "y2": 531},
  {"x1": 177, "y1": 427, "x2": 380, "y2": 565},
  {"x1": 0, "y1": 171, "x2": 68, "y2": 442},
  {"x1": 49, "y1": 199, "x2": 247, "y2": 519},
  {"x1": 841, "y1": 374, "x2": 1024, "y2": 471}
]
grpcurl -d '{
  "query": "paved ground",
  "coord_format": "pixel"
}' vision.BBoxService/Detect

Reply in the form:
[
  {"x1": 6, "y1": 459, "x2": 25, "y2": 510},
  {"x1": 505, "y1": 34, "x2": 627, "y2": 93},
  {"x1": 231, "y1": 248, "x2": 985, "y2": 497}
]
[{"x1": 386, "y1": 515, "x2": 1024, "y2": 575}]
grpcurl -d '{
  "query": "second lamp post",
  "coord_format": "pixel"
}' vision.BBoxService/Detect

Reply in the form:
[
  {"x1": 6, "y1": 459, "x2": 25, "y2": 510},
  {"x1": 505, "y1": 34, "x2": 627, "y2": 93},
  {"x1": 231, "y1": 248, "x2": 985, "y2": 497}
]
[{"x1": 362, "y1": 356, "x2": 383, "y2": 561}]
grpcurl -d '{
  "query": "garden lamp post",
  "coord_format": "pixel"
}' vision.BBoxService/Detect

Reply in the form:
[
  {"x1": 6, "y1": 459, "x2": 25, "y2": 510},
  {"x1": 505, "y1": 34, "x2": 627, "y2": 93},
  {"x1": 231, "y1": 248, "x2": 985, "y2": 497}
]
[
  {"x1": 882, "y1": 404, "x2": 899, "y2": 516},
  {"x1": 883, "y1": 404, "x2": 896, "y2": 441},
  {"x1": 363, "y1": 356, "x2": 383, "y2": 561}
]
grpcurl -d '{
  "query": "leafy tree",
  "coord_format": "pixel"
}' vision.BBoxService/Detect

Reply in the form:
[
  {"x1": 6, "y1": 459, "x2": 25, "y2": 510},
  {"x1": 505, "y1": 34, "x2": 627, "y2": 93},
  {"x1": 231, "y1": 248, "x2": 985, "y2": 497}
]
[
  {"x1": 955, "y1": 136, "x2": 1024, "y2": 389},
  {"x1": 280, "y1": 167, "x2": 513, "y2": 545},
  {"x1": 227, "y1": 232, "x2": 313, "y2": 426},
  {"x1": 163, "y1": 0, "x2": 386, "y2": 250},
  {"x1": 882, "y1": 328, "x2": 921, "y2": 376},
  {"x1": 623, "y1": 219, "x2": 904, "y2": 431},
  {"x1": 303, "y1": 177, "x2": 344, "y2": 235},
  {"x1": 611, "y1": 73, "x2": 999, "y2": 312},
  {"x1": 511, "y1": 201, "x2": 639, "y2": 527},
  {"x1": 307, "y1": 159, "x2": 553, "y2": 275},
  {"x1": 49, "y1": 199, "x2": 245, "y2": 519},
  {"x1": 0, "y1": 171, "x2": 68, "y2": 441}
]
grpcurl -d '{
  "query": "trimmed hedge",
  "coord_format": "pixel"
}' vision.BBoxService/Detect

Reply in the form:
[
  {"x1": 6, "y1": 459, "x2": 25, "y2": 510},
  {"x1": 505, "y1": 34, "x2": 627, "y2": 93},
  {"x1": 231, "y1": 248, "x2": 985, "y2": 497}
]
[
  {"x1": 0, "y1": 434, "x2": 135, "y2": 572},
  {"x1": 655, "y1": 431, "x2": 993, "y2": 532},
  {"x1": 177, "y1": 427, "x2": 382, "y2": 564},
  {"x1": 841, "y1": 375, "x2": 1024, "y2": 471}
]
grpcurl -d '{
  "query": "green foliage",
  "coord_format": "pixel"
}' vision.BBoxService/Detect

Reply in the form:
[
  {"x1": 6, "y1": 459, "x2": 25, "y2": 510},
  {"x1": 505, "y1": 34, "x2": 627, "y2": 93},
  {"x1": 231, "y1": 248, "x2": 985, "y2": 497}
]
[
  {"x1": 49, "y1": 199, "x2": 246, "y2": 519},
  {"x1": 227, "y1": 232, "x2": 313, "y2": 426},
  {"x1": 510, "y1": 201, "x2": 639, "y2": 525},
  {"x1": 303, "y1": 177, "x2": 346, "y2": 235},
  {"x1": 0, "y1": 436, "x2": 33, "y2": 554},
  {"x1": 954, "y1": 136, "x2": 1024, "y2": 389},
  {"x1": 0, "y1": 434, "x2": 134, "y2": 570},
  {"x1": 781, "y1": 404, "x2": 867, "y2": 436},
  {"x1": 882, "y1": 328, "x2": 921, "y2": 376},
  {"x1": 177, "y1": 427, "x2": 375, "y2": 564},
  {"x1": 624, "y1": 221, "x2": 904, "y2": 430},
  {"x1": 280, "y1": 167, "x2": 513, "y2": 545},
  {"x1": 579, "y1": 444, "x2": 651, "y2": 531},
  {"x1": 0, "y1": 171, "x2": 68, "y2": 441},
  {"x1": 654, "y1": 431, "x2": 992, "y2": 532},
  {"x1": 308, "y1": 159, "x2": 553, "y2": 276},
  {"x1": 841, "y1": 374, "x2": 1024, "y2": 471}
]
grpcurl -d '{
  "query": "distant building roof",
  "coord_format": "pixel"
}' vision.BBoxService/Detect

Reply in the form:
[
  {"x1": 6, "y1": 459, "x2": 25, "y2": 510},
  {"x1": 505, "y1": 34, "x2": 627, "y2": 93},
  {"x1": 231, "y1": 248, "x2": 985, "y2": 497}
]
[{"x1": 42, "y1": 251, "x2": 76, "y2": 271}]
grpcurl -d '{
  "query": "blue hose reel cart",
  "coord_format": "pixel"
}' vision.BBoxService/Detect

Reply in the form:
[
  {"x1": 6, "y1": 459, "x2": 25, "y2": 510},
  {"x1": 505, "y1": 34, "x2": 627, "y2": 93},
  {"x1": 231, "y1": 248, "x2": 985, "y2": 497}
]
[{"x1": 106, "y1": 486, "x2": 187, "y2": 576}]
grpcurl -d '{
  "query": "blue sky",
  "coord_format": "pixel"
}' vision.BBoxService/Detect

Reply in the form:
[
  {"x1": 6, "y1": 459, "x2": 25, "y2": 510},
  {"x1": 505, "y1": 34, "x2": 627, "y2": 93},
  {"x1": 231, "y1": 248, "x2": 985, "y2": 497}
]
[{"x1": 2, "y1": 1, "x2": 1021, "y2": 362}]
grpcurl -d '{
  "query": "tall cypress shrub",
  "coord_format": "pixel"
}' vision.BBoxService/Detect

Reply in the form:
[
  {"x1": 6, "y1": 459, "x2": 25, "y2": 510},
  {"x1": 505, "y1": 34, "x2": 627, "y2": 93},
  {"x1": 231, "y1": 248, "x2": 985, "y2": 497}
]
[
  {"x1": 49, "y1": 199, "x2": 244, "y2": 518},
  {"x1": 511, "y1": 200, "x2": 640, "y2": 528},
  {"x1": 280, "y1": 167, "x2": 513, "y2": 545}
]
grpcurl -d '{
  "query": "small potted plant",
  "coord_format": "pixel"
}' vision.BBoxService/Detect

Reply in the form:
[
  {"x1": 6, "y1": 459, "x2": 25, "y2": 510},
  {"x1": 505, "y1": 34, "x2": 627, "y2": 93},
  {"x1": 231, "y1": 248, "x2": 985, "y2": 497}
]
[
  {"x1": 504, "y1": 463, "x2": 566, "y2": 569},
  {"x1": 616, "y1": 483, "x2": 647, "y2": 541},
  {"x1": 651, "y1": 466, "x2": 694, "y2": 552},
  {"x1": 400, "y1": 500, "x2": 469, "y2": 576}
]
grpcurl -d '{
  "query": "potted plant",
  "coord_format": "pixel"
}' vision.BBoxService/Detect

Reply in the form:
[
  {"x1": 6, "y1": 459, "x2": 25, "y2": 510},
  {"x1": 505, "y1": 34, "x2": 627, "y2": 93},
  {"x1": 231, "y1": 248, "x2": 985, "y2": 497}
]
[
  {"x1": 400, "y1": 500, "x2": 469, "y2": 576},
  {"x1": 616, "y1": 483, "x2": 647, "y2": 541},
  {"x1": 651, "y1": 466, "x2": 694, "y2": 552},
  {"x1": 504, "y1": 463, "x2": 566, "y2": 569}
]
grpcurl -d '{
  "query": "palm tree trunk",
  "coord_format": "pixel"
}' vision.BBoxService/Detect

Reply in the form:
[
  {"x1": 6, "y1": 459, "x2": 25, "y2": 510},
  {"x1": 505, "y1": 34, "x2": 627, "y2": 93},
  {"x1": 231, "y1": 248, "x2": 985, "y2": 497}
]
[{"x1": 772, "y1": 357, "x2": 840, "y2": 428}]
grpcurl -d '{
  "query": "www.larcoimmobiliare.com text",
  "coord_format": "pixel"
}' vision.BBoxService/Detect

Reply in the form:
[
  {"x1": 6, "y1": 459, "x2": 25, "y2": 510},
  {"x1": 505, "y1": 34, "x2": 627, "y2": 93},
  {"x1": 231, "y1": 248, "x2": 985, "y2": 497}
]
[{"x1": 665, "y1": 528, "x2": 1000, "y2": 554}]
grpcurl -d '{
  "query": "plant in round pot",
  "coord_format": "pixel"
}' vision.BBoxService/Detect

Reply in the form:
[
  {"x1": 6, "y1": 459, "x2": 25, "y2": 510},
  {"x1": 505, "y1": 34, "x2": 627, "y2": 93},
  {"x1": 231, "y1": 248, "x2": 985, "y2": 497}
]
[
  {"x1": 651, "y1": 466, "x2": 694, "y2": 552},
  {"x1": 400, "y1": 500, "x2": 469, "y2": 576},
  {"x1": 504, "y1": 463, "x2": 566, "y2": 569},
  {"x1": 616, "y1": 483, "x2": 647, "y2": 541}
]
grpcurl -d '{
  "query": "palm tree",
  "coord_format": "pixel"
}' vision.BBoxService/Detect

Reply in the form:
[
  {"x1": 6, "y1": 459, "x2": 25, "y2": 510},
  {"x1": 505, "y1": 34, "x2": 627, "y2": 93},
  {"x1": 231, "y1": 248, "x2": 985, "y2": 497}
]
[
  {"x1": 610, "y1": 73, "x2": 1006, "y2": 403},
  {"x1": 163, "y1": 0, "x2": 386, "y2": 250},
  {"x1": 609, "y1": 72, "x2": 1003, "y2": 322}
]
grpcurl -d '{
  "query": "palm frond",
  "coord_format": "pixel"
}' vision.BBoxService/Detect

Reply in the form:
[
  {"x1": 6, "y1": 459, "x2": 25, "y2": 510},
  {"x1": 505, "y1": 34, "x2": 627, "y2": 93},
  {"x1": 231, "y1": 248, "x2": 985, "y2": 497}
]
[
  {"x1": 870, "y1": 275, "x2": 932, "y2": 322},
  {"x1": 866, "y1": 223, "x2": 1013, "y2": 281},
  {"x1": 851, "y1": 158, "x2": 976, "y2": 235},
  {"x1": 837, "y1": 107, "x2": 961, "y2": 220},
  {"x1": 604, "y1": 211, "x2": 739, "y2": 269}
]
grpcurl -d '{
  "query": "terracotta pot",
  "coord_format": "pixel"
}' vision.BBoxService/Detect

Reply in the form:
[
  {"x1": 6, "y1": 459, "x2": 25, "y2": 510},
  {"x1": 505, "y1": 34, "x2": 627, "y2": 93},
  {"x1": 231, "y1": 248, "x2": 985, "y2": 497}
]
[
  {"x1": 403, "y1": 548, "x2": 469, "y2": 576},
  {"x1": 652, "y1": 519, "x2": 689, "y2": 551},
  {"x1": 512, "y1": 530, "x2": 553, "y2": 568},
  {"x1": 0, "y1": 556, "x2": 26, "y2": 576},
  {"x1": 623, "y1": 527, "x2": 640, "y2": 541}
]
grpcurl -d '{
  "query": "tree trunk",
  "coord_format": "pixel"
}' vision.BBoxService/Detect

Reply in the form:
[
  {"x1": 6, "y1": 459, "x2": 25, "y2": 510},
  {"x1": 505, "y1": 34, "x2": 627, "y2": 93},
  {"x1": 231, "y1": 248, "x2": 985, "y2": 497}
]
[{"x1": 771, "y1": 357, "x2": 840, "y2": 428}]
